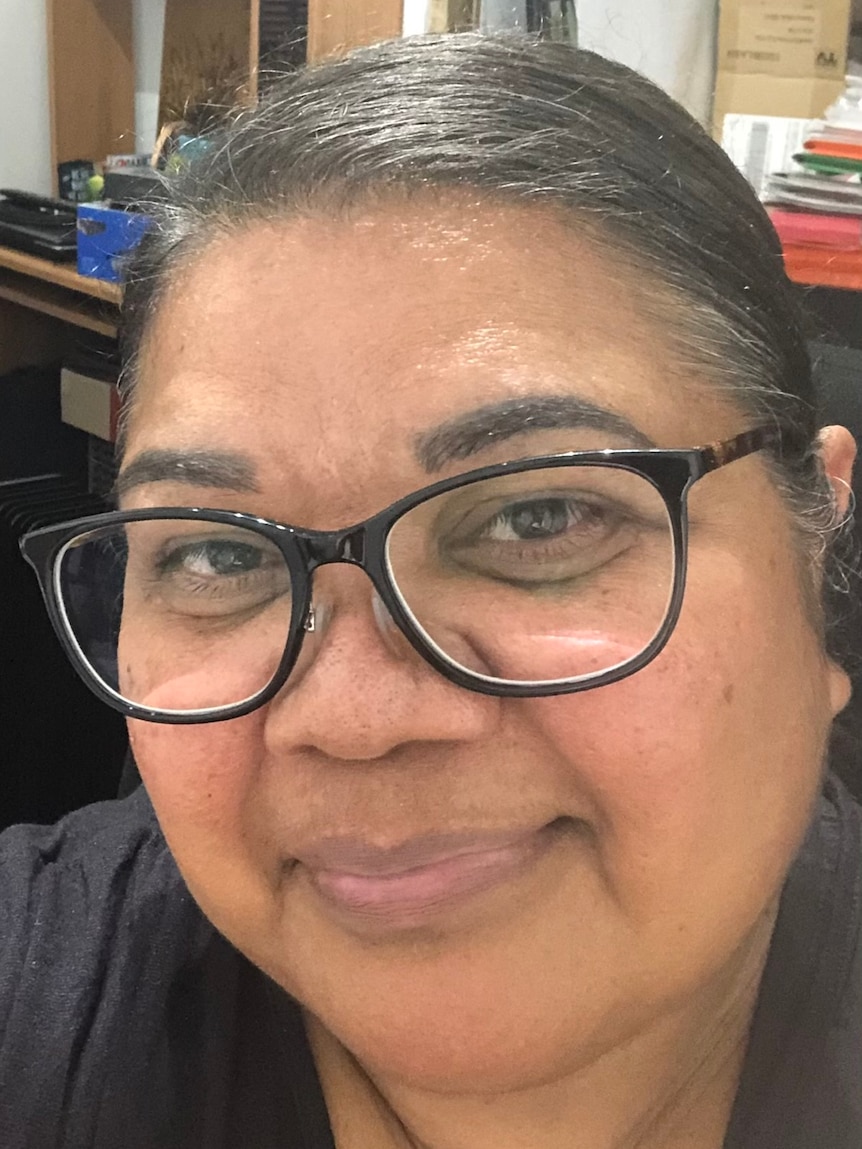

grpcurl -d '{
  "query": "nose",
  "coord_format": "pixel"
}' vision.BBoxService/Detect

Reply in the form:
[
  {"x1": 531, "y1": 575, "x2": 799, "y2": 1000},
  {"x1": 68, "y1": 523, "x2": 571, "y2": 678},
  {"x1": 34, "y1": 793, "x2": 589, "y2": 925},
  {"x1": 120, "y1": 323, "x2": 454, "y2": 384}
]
[{"x1": 263, "y1": 569, "x2": 500, "y2": 762}]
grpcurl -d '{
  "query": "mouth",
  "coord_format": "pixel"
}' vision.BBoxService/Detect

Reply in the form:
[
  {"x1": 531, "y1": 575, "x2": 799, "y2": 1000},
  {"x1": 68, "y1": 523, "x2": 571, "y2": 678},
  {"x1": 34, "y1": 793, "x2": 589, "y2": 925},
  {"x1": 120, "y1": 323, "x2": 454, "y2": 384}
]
[{"x1": 292, "y1": 819, "x2": 570, "y2": 931}]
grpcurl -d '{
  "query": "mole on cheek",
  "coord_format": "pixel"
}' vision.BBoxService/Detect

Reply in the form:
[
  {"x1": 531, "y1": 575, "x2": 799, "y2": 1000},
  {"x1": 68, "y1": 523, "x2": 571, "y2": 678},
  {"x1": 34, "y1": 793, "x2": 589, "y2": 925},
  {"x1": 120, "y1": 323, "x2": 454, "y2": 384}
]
[{"x1": 723, "y1": 684, "x2": 735, "y2": 705}]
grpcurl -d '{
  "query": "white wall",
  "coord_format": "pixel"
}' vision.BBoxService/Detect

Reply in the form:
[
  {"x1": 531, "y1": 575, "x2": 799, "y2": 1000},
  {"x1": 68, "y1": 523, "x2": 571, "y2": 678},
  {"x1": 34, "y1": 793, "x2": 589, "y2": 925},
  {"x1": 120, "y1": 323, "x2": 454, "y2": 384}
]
[
  {"x1": 480, "y1": 1, "x2": 528, "y2": 33},
  {"x1": 0, "y1": 0, "x2": 52, "y2": 194},
  {"x1": 558, "y1": 1, "x2": 716, "y2": 124},
  {"x1": 403, "y1": 2, "x2": 716, "y2": 124}
]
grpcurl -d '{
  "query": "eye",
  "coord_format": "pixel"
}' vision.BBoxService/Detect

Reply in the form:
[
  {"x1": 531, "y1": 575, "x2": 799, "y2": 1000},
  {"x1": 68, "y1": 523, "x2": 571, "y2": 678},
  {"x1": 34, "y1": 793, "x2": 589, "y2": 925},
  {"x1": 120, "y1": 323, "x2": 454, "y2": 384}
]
[
  {"x1": 160, "y1": 539, "x2": 265, "y2": 578},
  {"x1": 481, "y1": 497, "x2": 605, "y2": 542},
  {"x1": 436, "y1": 489, "x2": 634, "y2": 587},
  {"x1": 123, "y1": 524, "x2": 293, "y2": 620}
]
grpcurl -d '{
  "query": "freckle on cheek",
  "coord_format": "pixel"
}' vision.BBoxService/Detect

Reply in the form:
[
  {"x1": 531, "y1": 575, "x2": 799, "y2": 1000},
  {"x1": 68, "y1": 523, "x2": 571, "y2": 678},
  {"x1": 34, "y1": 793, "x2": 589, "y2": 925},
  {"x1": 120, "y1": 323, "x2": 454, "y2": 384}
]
[{"x1": 723, "y1": 684, "x2": 734, "y2": 705}]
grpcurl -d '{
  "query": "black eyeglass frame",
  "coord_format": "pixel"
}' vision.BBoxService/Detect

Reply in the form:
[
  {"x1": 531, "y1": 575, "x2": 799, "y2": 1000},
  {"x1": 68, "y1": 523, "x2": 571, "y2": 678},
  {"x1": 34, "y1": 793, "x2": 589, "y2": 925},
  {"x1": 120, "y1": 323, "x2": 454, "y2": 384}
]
[{"x1": 20, "y1": 426, "x2": 786, "y2": 724}]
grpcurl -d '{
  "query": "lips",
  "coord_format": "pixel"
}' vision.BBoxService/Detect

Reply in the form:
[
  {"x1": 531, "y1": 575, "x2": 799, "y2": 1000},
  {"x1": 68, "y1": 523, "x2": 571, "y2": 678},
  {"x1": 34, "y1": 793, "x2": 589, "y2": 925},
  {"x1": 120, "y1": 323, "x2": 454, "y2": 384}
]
[{"x1": 293, "y1": 822, "x2": 562, "y2": 926}]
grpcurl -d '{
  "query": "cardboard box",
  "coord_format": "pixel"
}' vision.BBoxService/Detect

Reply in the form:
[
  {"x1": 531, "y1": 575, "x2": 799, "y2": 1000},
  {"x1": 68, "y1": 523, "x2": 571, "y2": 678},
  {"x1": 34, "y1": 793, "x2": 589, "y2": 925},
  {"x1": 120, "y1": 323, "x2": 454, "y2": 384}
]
[
  {"x1": 714, "y1": 0, "x2": 851, "y2": 135},
  {"x1": 60, "y1": 368, "x2": 120, "y2": 443},
  {"x1": 77, "y1": 204, "x2": 152, "y2": 283}
]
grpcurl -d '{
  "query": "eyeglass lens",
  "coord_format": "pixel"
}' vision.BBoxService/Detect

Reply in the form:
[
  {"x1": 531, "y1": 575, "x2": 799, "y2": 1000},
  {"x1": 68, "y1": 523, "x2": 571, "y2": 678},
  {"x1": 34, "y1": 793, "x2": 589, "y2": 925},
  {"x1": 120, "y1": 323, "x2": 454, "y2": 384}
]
[
  {"x1": 55, "y1": 465, "x2": 675, "y2": 715},
  {"x1": 386, "y1": 465, "x2": 675, "y2": 685},
  {"x1": 59, "y1": 519, "x2": 295, "y2": 714}
]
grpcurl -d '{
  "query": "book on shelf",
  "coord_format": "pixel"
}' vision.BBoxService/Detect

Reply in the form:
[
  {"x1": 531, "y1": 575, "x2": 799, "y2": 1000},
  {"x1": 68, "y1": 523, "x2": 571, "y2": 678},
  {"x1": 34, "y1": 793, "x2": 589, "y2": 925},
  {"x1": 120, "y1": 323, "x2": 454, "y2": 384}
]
[{"x1": 767, "y1": 207, "x2": 862, "y2": 249}]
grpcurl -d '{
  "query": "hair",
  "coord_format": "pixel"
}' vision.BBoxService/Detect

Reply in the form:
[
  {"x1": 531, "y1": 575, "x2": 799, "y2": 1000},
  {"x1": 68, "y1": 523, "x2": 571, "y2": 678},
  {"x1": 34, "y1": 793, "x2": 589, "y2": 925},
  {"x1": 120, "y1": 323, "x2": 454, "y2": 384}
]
[{"x1": 120, "y1": 32, "x2": 854, "y2": 636}]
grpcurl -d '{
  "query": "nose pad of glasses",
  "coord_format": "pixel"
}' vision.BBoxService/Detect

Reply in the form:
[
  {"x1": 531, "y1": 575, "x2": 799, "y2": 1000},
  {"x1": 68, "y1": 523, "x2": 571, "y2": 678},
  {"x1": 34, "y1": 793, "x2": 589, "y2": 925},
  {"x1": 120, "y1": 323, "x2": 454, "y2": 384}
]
[
  {"x1": 371, "y1": 588, "x2": 394, "y2": 637},
  {"x1": 305, "y1": 589, "x2": 410, "y2": 653},
  {"x1": 294, "y1": 592, "x2": 395, "y2": 645},
  {"x1": 370, "y1": 589, "x2": 441, "y2": 667},
  {"x1": 286, "y1": 587, "x2": 418, "y2": 692}
]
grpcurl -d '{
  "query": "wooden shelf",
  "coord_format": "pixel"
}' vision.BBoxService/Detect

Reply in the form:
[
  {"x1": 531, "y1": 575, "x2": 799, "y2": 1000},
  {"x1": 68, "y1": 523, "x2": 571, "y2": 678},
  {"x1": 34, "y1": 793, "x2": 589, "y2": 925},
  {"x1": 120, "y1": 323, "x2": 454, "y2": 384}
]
[
  {"x1": 782, "y1": 244, "x2": 862, "y2": 293},
  {"x1": 46, "y1": 0, "x2": 135, "y2": 176},
  {"x1": 0, "y1": 274, "x2": 118, "y2": 339},
  {"x1": 0, "y1": 248, "x2": 121, "y2": 305},
  {"x1": 0, "y1": 245, "x2": 120, "y2": 373},
  {"x1": 0, "y1": 1, "x2": 396, "y2": 378},
  {"x1": 46, "y1": 0, "x2": 264, "y2": 188}
]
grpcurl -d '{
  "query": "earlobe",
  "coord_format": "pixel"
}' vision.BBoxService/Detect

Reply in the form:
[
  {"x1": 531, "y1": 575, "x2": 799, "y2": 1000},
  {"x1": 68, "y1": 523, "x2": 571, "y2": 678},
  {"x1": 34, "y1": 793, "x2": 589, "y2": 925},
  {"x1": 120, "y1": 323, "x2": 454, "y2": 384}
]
[{"x1": 828, "y1": 659, "x2": 852, "y2": 719}]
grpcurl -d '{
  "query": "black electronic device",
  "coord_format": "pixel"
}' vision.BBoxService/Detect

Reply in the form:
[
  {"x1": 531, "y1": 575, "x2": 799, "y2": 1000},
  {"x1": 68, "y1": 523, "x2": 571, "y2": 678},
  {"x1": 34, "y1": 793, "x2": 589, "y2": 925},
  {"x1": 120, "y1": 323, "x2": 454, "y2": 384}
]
[
  {"x1": 102, "y1": 168, "x2": 168, "y2": 207},
  {"x1": 0, "y1": 189, "x2": 78, "y2": 261}
]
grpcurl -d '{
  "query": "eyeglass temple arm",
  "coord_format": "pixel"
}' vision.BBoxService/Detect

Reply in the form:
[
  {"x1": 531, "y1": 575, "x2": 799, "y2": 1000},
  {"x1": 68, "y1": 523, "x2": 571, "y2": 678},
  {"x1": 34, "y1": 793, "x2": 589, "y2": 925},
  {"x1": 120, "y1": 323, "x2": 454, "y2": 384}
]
[{"x1": 700, "y1": 424, "x2": 810, "y2": 474}]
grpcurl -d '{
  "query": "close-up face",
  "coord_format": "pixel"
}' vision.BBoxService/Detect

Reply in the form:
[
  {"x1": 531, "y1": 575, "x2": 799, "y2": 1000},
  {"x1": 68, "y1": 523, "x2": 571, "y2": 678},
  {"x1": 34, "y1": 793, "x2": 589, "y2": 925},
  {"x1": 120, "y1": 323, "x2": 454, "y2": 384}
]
[{"x1": 120, "y1": 197, "x2": 851, "y2": 1095}]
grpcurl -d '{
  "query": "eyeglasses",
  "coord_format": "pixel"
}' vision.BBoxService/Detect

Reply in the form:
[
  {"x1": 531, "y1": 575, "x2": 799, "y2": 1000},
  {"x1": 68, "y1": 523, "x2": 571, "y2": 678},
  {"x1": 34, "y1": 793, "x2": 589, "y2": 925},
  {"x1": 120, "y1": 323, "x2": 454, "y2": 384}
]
[{"x1": 20, "y1": 426, "x2": 784, "y2": 724}]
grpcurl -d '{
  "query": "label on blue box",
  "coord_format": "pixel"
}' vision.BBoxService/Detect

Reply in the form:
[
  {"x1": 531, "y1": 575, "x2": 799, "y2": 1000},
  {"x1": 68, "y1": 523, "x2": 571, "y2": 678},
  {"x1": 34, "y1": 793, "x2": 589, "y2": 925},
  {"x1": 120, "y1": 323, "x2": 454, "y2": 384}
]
[{"x1": 77, "y1": 204, "x2": 152, "y2": 283}]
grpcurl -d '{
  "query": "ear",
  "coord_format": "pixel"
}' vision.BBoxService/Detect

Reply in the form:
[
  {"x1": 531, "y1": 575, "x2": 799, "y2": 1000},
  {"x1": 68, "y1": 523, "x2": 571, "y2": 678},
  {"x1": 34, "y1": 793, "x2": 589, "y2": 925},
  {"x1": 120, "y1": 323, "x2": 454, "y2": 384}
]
[
  {"x1": 818, "y1": 425, "x2": 856, "y2": 520},
  {"x1": 816, "y1": 426, "x2": 856, "y2": 718}
]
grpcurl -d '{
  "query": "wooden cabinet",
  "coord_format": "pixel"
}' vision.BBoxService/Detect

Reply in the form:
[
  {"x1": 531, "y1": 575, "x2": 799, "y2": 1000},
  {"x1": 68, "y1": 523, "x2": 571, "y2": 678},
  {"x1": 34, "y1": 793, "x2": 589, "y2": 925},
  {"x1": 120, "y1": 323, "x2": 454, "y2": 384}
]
[
  {"x1": 46, "y1": 0, "x2": 136, "y2": 174},
  {"x1": 0, "y1": 246, "x2": 120, "y2": 375},
  {"x1": 2, "y1": 0, "x2": 405, "y2": 376},
  {"x1": 45, "y1": 0, "x2": 404, "y2": 185},
  {"x1": 307, "y1": 0, "x2": 402, "y2": 62},
  {"x1": 46, "y1": 0, "x2": 262, "y2": 178}
]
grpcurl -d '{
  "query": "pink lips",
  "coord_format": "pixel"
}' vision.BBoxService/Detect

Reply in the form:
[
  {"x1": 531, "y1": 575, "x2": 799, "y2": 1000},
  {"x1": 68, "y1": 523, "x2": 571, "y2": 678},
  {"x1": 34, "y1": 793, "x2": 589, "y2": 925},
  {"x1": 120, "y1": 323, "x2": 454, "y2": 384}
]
[{"x1": 295, "y1": 825, "x2": 558, "y2": 925}]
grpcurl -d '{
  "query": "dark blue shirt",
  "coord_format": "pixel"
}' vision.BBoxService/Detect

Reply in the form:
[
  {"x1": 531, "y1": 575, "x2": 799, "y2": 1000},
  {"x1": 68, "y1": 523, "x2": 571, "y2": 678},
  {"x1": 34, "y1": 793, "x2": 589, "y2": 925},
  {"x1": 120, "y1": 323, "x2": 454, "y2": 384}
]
[{"x1": 0, "y1": 778, "x2": 859, "y2": 1148}]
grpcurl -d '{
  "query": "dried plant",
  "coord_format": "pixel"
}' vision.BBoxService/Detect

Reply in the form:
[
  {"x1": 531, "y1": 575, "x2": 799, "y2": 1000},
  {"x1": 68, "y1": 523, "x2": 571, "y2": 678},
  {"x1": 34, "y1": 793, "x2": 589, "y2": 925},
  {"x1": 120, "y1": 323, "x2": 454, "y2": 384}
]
[{"x1": 159, "y1": 33, "x2": 248, "y2": 136}]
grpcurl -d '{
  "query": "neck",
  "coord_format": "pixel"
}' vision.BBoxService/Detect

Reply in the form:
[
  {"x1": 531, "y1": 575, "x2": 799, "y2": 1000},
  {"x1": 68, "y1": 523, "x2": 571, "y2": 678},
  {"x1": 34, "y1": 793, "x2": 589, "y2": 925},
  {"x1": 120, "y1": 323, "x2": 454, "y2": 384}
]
[{"x1": 306, "y1": 909, "x2": 776, "y2": 1149}]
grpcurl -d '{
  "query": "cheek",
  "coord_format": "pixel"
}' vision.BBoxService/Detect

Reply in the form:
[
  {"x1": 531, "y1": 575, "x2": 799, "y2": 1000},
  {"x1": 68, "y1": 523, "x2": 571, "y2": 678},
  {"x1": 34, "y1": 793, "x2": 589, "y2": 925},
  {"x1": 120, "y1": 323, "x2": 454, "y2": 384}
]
[
  {"x1": 528, "y1": 544, "x2": 833, "y2": 917},
  {"x1": 130, "y1": 715, "x2": 259, "y2": 819},
  {"x1": 128, "y1": 713, "x2": 278, "y2": 931},
  {"x1": 118, "y1": 608, "x2": 288, "y2": 713}
]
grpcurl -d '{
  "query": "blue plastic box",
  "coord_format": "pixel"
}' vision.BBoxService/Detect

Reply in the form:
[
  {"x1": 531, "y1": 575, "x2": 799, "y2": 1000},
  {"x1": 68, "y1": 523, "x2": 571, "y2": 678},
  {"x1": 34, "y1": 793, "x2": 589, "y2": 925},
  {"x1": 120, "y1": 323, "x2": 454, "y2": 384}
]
[{"x1": 77, "y1": 204, "x2": 152, "y2": 283}]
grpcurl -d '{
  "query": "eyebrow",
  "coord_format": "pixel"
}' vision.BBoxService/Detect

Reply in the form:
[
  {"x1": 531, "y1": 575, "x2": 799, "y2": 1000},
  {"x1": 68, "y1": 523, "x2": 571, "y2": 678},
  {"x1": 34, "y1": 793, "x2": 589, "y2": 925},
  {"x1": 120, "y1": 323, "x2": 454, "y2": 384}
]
[
  {"x1": 115, "y1": 395, "x2": 655, "y2": 497},
  {"x1": 114, "y1": 449, "x2": 259, "y2": 498},
  {"x1": 415, "y1": 394, "x2": 656, "y2": 472}
]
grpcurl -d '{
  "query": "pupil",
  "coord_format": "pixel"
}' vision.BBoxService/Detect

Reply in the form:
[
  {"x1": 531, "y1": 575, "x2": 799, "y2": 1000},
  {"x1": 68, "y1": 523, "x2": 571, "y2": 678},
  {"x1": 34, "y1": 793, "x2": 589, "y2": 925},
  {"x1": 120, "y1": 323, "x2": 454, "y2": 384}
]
[
  {"x1": 509, "y1": 500, "x2": 569, "y2": 540},
  {"x1": 205, "y1": 542, "x2": 260, "y2": 575}
]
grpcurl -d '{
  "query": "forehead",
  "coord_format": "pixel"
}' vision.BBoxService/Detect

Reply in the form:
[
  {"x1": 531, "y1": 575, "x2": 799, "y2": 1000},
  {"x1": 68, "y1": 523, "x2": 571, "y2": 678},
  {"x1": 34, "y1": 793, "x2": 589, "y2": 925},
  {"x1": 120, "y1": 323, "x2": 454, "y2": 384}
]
[{"x1": 127, "y1": 197, "x2": 739, "y2": 501}]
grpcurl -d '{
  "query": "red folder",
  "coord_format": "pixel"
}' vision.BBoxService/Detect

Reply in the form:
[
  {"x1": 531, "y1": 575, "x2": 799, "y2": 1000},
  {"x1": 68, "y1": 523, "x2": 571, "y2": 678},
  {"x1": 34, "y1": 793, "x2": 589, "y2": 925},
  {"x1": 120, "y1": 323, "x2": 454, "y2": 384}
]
[{"x1": 767, "y1": 208, "x2": 862, "y2": 250}]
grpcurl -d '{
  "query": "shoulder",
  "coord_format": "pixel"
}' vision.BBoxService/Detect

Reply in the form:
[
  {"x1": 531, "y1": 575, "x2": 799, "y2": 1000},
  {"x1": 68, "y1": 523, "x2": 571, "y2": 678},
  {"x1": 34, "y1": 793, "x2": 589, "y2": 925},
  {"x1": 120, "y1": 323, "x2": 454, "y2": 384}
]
[
  {"x1": 2, "y1": 782, "x2": 163, "y2": 874},
  {"x1": 0, "y1": 786, "x2": 191, "y2": 952},
  {"x1": 0, "y1": 785, "x2": 211, "y2": 1013},
  {"x1": 0, "y1": 789, "x2": 217, "y2": 1147},
  {"x1": 728, "y1": 774, "x2": 862, "y2": 1148}
]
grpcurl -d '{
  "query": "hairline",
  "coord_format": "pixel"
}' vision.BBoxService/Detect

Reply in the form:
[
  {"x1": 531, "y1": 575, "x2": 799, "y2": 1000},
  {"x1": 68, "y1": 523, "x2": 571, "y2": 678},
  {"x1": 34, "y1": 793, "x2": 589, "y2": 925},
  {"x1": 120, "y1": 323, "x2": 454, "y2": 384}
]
[{"x1": 119, "y1": 181, "x2": 757, "y2": 451}]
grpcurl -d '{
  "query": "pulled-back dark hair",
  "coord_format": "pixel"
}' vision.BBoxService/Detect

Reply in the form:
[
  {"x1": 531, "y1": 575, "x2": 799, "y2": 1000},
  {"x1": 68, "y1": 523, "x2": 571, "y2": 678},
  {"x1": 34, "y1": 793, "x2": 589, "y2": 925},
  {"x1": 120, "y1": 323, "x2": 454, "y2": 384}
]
[{"x1": 121, "y1": 33, "x2": 850, "y2": 627}]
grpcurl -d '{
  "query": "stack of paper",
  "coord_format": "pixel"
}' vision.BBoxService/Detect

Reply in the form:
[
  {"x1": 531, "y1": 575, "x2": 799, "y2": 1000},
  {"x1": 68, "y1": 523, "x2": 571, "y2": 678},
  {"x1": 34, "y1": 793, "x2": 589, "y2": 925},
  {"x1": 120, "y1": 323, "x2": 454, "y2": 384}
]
[{"x1": 764, "y1": 74, "x2": 862, "y2": 246}]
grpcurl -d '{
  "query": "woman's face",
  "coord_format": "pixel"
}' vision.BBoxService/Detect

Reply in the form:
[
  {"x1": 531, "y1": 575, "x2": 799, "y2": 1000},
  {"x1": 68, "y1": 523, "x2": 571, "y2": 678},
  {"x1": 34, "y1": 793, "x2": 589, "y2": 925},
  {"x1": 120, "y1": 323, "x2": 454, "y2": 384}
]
[{"x1": 123, "y1": 199, "x2": 852, "y2": 1092}]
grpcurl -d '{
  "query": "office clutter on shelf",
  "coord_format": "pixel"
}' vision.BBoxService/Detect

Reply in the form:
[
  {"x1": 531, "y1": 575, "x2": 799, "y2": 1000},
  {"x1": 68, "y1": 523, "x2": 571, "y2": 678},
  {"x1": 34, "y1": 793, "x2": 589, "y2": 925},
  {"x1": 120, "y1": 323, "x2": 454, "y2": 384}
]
[
  {"x1": 756, "y1": 76, "x2": 862, "y2": 289},
  {"x1": 0, "y1": 190, "x2": 78, "y2": 262},
  {"x1": 721, "y1": 66, "x2": 862, "y2": 290},
  {"x1": 764, "y1": 75, "x2": 862, "y2": 225},
  {"x1": 714, "y1": 0, "x2": 862, "y2": 291},
  {"x1": 0, "y1": 186, "x2": 154, "y2": 279},
  {"x1": 76, "y1": 202, "x2": 153, "y2": 283}
]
